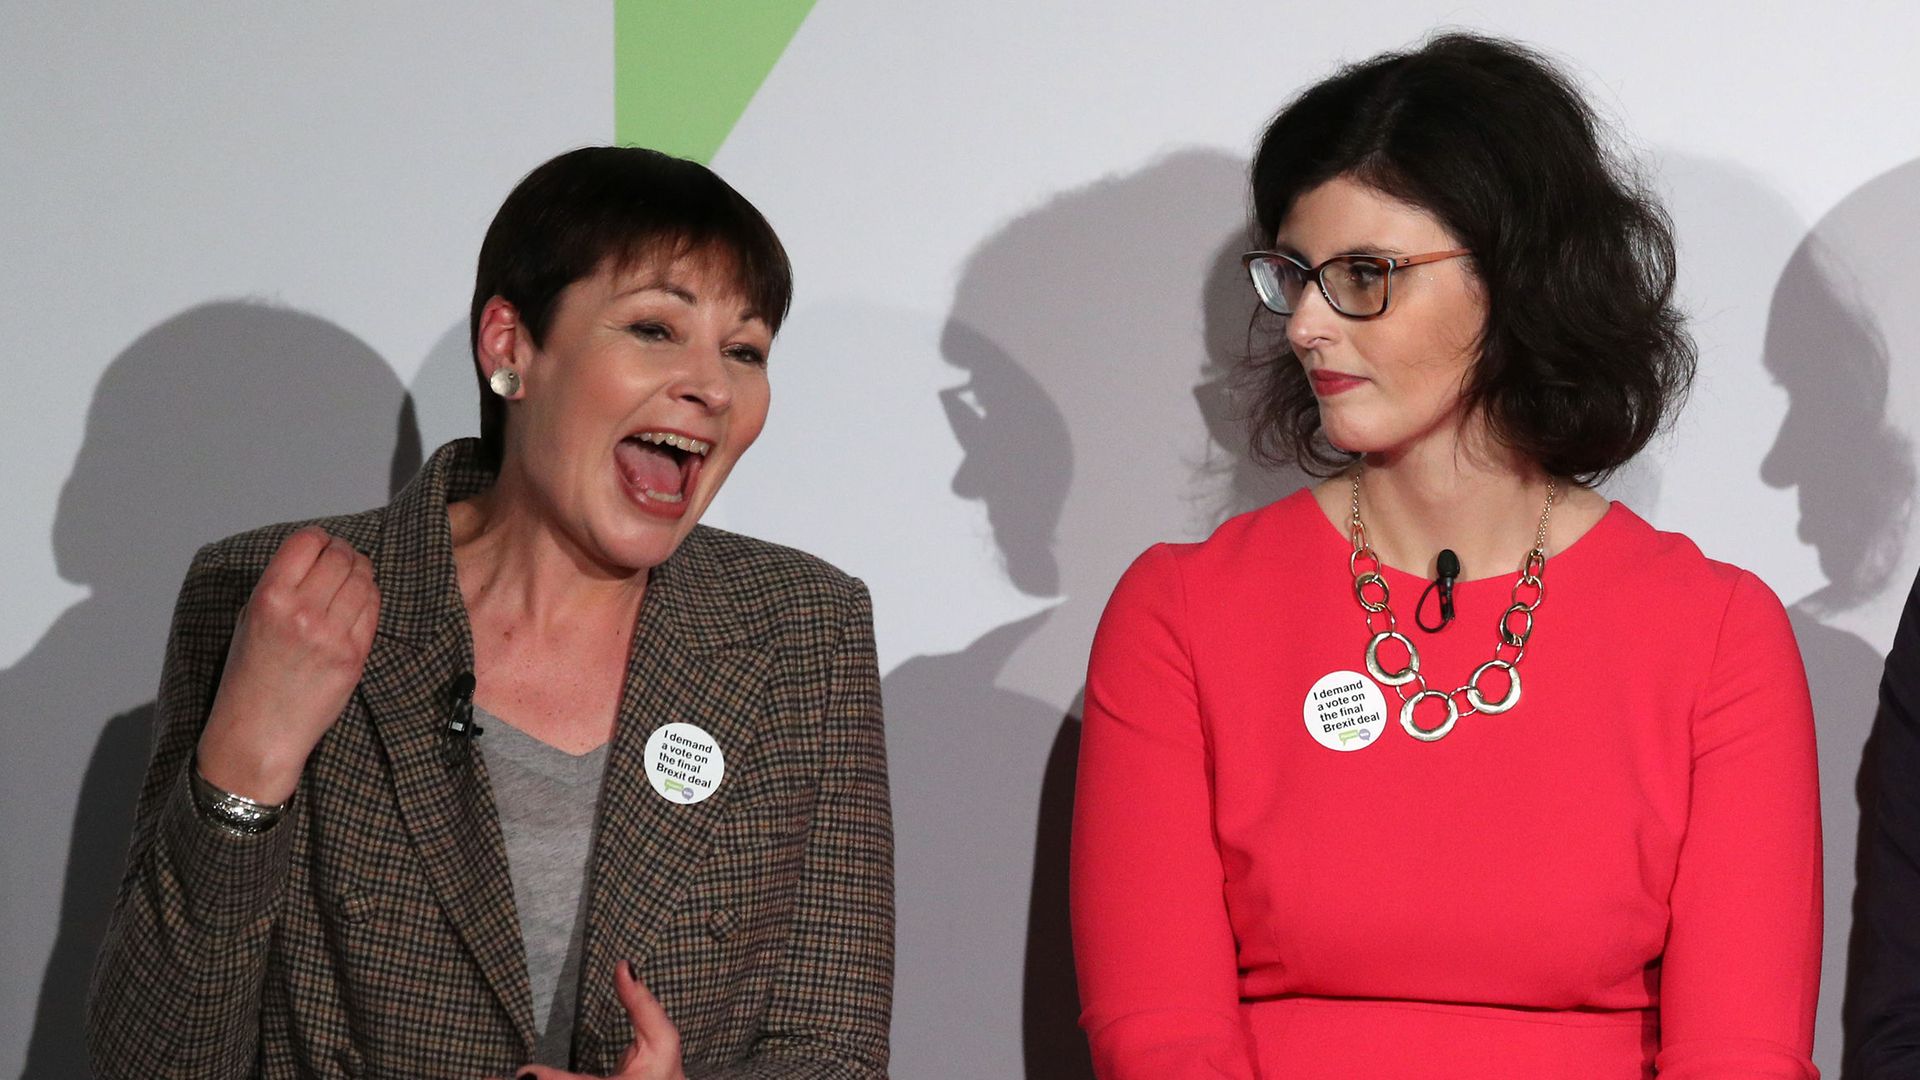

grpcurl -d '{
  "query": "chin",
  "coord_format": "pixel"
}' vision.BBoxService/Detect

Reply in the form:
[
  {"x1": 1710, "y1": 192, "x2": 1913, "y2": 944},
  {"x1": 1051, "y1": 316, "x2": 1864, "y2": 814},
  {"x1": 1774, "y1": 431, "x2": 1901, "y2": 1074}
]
[
  {"x1": 1318, "y1": 405, "x2": 1433, "y2": 461},
  {"x1": 584, "y1": 512, "x2": 696, "y2": 573},
  {"x1": 1318, "y1": 419, "x2": 1385, "y2": 457}
]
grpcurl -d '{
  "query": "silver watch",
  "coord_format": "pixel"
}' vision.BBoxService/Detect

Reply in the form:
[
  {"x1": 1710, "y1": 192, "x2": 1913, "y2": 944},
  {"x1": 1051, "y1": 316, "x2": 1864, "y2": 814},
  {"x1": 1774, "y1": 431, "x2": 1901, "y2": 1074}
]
[{"x1": 188, "y1": 756, "x2": 289, "y2": 836}]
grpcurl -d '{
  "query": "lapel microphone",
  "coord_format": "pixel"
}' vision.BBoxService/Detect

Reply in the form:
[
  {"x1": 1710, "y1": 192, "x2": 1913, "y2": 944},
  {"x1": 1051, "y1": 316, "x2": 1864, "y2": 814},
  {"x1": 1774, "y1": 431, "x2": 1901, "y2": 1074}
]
[
  {"x1": 1417, "y1": 550, "x2": 1461, "y2": 633},
  {"x1": 442, "y1": 671, "x2": 482, "y2": 765}
]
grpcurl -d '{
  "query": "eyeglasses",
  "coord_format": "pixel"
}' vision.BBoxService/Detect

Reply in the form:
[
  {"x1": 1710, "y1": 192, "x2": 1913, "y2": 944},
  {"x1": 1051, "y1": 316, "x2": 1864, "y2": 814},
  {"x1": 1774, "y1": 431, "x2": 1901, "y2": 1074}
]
[{"x1": 1241, "y1": 248, "x2": 1471, "y2": 319}]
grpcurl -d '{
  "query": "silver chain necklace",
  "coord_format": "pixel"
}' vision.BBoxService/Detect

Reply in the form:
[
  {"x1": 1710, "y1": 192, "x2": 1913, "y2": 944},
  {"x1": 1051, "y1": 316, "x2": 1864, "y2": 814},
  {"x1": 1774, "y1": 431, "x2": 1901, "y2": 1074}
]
[{"x1": 1346, "y1": 469, "x2": 1556, "y2": 742}]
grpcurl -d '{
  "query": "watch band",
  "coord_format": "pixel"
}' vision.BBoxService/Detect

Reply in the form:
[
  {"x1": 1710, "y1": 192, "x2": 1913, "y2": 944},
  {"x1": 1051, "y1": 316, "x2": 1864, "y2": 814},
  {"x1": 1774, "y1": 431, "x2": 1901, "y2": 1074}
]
[{"x1": 188, "y1": 756, "x2": 289, "y2": 836}]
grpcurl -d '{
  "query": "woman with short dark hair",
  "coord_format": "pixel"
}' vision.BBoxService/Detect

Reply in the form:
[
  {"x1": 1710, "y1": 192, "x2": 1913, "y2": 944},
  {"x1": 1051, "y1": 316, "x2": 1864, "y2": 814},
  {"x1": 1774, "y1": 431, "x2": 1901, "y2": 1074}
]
[
  {"x1": 89, "y1": 146, "x2": 893, "y2": 1079},
  {"x1": 1071, "y1": 35, "x2": 1820, "y2": 1079}
]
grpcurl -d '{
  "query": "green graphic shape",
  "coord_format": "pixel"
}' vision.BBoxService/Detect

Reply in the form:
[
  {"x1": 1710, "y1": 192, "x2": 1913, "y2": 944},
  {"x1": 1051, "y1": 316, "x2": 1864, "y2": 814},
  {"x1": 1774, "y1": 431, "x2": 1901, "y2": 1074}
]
[{"x1": 614, "y1": 0, "x2": 817, "y2": 164}]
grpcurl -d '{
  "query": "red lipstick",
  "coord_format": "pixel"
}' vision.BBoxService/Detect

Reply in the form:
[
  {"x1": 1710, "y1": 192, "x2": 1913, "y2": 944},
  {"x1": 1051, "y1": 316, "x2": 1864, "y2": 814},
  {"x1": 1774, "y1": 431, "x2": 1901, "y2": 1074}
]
[{"x1": 1309, "y1": 370, "x2": 1368, "y2": 396}]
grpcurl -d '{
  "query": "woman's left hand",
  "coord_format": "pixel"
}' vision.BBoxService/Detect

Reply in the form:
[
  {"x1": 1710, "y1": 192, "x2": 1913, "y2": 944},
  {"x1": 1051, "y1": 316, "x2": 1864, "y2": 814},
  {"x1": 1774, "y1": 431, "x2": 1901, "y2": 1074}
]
[{"x1": 508, "y1": 962, "x2": 687, "y2": 1080}]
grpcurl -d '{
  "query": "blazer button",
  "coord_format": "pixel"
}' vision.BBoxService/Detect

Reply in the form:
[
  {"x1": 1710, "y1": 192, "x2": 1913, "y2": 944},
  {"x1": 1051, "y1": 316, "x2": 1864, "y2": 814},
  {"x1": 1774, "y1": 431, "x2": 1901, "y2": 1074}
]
[
  {"x1": 706, "y1": 908, "x2": 738, "y2": 942},
  {"x1": 333, "y1": 885, "x2": 377, "y2": 924}
]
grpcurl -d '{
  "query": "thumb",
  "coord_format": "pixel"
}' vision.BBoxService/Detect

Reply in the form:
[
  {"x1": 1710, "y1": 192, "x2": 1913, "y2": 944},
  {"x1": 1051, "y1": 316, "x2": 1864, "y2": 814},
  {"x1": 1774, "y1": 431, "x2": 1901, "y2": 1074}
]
[{"x1": 616, "y1": 960, "x2": 679, "y2": 1052}]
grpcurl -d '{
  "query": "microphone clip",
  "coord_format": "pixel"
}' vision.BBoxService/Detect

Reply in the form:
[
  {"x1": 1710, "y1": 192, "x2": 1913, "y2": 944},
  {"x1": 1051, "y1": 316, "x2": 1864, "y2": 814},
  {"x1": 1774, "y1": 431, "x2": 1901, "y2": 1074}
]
[
  {"x1": 1415, "y1": 549, "x2": 1461, "y2": 633},
  {"x1": 442, "y1": 671, "x2": 482, "y2": 766}
]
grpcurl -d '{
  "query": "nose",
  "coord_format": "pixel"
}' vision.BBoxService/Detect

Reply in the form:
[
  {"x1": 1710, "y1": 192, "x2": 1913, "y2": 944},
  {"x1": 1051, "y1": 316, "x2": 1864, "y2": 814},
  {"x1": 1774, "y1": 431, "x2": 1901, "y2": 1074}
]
[
  {"x1": 1285, "y1": 278, "x2": 1341, "y2": 354},
  {"x1": 670, "y1": 343, "x2": 736, "y2": 413}
]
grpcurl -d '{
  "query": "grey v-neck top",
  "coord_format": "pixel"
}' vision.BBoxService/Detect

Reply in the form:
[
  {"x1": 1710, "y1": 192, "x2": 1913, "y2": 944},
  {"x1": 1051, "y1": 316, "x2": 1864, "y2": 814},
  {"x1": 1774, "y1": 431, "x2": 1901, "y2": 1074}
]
[{"x1": 476, "y1": 705, "x2": 610, "y2": 1067}]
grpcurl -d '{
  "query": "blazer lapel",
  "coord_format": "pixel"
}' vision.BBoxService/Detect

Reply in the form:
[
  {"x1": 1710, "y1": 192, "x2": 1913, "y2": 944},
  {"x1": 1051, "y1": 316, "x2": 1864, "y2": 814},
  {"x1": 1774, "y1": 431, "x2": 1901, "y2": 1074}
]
[
  {"x1": 357, "y1": 442, "x2": 536, "y2": 1051},
  {"x1": 574, "y1": 527, "x2": 772, "y2": 1052}
]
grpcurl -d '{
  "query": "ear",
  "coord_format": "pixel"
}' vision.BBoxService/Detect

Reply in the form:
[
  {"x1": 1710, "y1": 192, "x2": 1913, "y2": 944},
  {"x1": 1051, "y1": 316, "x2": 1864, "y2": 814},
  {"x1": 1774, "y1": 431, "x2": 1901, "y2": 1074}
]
[{"x1": 475, "y1": 296, "x2": 528, "y2": 390}]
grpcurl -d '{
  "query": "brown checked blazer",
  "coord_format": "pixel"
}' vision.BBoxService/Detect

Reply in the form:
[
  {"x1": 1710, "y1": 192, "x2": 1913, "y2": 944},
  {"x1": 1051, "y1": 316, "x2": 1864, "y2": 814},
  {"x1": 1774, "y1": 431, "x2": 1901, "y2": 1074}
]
[{"x1": 88, "y1": 440, "x2": 894, "y2": 1079}]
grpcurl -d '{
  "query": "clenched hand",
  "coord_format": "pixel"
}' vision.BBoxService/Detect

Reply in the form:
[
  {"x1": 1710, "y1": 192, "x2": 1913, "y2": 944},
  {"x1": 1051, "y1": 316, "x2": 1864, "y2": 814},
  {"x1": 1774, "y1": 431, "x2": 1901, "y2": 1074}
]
[{"x1": 196, "y1": 527, "x2": 380, "y2": 804}]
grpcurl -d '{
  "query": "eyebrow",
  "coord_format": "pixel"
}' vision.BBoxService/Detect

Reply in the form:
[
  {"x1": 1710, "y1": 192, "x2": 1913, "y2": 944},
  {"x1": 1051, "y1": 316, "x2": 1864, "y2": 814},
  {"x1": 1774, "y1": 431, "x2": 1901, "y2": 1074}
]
[
  {"x1": 613, "y1": 280, "x2": 768, "y2": 325},
  {"x1": 1270, "y1": 240, "x2": 1410, "y2": 261},
  {"x1": 614, "y1": 279, "x2": 698, "y2": 305}
]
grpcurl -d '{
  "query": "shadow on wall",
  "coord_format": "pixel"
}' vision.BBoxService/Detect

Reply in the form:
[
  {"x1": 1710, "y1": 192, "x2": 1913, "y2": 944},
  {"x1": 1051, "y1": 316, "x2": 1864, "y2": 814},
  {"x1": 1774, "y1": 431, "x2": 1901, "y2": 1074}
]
[
  {"x1": 884, "y1": 148, "x2": 1306, "y2": 1079},
  {"x1": 1766, "y1": 235, "x2": 1909, "y2": 1080},
  {"x1": 405, "y1": 319, "x2": 487, "y2": 459},
  {"x1": 1763, "y1": 212, "x2": 1916, "y2": 620},
  {"x1": 1659, "y1": 153, "x2": 1916, "y2": 1079},
  {"x1": 6, "y1": 302, "x2": 417, "y2": 1079},
  {"x1": 1770, "y1": 159, "x2": 1920, "y2": 1080},
  {"x1": 1192, "y1": 232, "x2": 1307, "y2": 530}
]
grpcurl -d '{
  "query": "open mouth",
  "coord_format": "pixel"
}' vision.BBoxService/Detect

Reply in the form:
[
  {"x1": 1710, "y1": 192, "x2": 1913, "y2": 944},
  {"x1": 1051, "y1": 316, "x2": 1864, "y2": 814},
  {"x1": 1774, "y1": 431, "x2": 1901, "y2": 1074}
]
[{"x1": 614, "y1": 430, "x2": 711, "y2": 514}]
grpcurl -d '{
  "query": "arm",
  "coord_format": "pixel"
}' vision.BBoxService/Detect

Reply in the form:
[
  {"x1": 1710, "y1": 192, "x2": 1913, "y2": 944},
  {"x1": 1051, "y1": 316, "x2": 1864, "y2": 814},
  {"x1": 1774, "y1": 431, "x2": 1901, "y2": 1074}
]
[
  {"x1": 700, "y1": 580, "x2": 895, "y2": 1079},
  {"x1": 89, "y1": 529, "x2": 379, "y2": 1079},
  {"x1": 1848, "y1": 567, "x2": 1920, "y2": 1078},
  {"x1": 1071, "y1": 545, "x2": 1259, "y2": 1080},
  {"x1": 87, "y1": 544, "x2": 294, "y2": 1079},
  {"x1": 1655, "y1": 571, "x2": 1822, "y2": 1079}
]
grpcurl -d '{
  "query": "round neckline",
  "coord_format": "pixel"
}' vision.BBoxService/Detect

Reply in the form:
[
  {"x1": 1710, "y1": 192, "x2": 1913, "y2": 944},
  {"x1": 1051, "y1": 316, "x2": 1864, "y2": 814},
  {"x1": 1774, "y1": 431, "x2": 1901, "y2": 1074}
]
[{"x1": 1295, "y1": 486, "x2": 1625, "y2": 592}]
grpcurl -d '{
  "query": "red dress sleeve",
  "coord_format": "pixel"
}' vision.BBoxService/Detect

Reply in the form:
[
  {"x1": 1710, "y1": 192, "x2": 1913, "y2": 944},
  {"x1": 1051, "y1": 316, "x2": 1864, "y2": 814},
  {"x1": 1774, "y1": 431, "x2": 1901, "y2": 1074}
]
[
  {"x1": 1071, "y1": 545, "x2": 1260, "y2": 1080},
  {"x1": 1655, "y1": 570, "x2": 1823, "y2": 1079}
]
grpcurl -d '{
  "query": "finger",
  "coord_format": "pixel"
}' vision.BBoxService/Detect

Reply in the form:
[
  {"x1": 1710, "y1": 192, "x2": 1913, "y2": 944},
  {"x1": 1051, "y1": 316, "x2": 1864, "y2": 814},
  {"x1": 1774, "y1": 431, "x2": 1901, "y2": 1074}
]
[
  {"x1": 296, "y1": 535, "x2": 359, "y2": 601},
  {"x1": 258, "y1": 527, "x2": 331, "y2": 591},
  {"x1": 508, "y1": 1067, "x2": 587, "y2": 1080},
  {"x1": 616, "y1": 961, "x2": 678, "y2": 1053},
  {"x1": 328, "y1": 553, "x2": 377, "y2": 623},
  {"x1": 346, "y1": 572, "x2": 381, "y2": 651}
]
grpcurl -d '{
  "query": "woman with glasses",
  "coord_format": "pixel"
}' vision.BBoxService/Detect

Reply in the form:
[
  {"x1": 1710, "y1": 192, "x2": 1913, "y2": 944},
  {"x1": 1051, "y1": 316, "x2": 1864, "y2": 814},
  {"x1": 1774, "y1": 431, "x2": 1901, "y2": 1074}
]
[{"x1": 1071, "y1": 34, "x2": 1820, "y2": 1080}]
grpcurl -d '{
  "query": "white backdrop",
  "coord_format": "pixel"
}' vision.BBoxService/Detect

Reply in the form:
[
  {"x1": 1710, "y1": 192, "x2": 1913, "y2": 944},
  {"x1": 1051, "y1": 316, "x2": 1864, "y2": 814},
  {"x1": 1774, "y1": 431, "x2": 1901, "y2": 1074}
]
[{"x1": 6, "y1": 4, "x2": 1918, "y2": 1078}]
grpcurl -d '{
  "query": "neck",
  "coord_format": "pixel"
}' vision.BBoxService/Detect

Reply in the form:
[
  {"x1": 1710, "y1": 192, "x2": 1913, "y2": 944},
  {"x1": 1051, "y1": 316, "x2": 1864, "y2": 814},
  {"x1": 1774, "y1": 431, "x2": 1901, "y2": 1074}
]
[
  {"x1": 449, "y1": 475, "x2": 648, "y2": 635},
  {"x1": 1354, "y1": 429, "x2": 1552, "y2": 583}
]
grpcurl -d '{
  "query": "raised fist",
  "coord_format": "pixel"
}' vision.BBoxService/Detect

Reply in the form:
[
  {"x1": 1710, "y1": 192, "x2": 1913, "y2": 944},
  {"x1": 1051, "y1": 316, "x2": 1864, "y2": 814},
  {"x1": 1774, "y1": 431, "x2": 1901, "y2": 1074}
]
[{"x1": 195, "y1": 527, "x2": 381, "y2": 804}]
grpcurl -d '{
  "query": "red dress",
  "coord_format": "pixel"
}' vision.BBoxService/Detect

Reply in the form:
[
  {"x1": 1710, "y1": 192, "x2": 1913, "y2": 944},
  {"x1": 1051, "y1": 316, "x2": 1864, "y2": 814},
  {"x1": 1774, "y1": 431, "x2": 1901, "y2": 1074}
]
[{"x1": 1070, "y1": 491, "x2": 1821, "y2": 1079}]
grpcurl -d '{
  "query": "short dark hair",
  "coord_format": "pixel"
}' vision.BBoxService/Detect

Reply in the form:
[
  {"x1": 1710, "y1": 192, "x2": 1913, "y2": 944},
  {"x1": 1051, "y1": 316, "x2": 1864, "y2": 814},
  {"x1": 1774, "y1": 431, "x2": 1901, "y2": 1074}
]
[
  {"x1": 1244, "y1": 33, "x2": 1694, "y2": 482},
  {"x1": 468, "y1": 146, "x2": 793, "y2": 467}
]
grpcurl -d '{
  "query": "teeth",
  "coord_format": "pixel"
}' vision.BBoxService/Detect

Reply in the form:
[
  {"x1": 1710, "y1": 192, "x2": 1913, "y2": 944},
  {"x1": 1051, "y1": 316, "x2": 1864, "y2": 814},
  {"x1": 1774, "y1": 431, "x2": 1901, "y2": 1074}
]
[
  {"x1": 643, "y1": 489, "x2": 685, "y2": 504},
  {"x1": 636, "y1": 431, "x2": 710, "y2": 456}
]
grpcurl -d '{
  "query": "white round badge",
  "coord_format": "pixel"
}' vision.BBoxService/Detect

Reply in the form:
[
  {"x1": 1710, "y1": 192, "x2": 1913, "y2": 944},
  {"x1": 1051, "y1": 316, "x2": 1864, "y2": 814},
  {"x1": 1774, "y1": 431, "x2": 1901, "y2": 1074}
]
[
  {"x1": 644, "y1": 722, "x2": 726, "y2": 804},
  {"x1": 1302, "y1": 670, "x2": 1389, "y2": 752}
]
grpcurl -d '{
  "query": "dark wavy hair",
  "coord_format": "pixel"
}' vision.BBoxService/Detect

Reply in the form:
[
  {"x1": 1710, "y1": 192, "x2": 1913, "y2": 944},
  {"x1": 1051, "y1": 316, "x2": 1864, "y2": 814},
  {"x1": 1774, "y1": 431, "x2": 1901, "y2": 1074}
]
[
  {"x1": 1245, "y1": 33, "x2": 1694, "y2": 482},
  {"x1": 469, "y1": 146, "x2": 792, "y2": 468}
]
